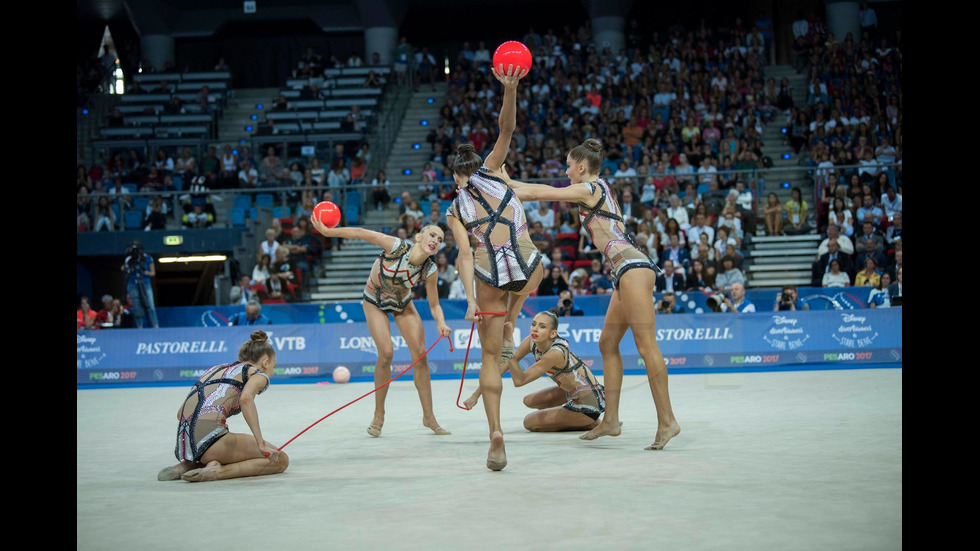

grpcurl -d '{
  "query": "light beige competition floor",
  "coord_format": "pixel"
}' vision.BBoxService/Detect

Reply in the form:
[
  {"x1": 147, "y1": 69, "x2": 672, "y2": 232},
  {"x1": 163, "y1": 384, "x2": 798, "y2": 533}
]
[{"x1": 77, "y1": 369, "x2": 902, "y2": 551}]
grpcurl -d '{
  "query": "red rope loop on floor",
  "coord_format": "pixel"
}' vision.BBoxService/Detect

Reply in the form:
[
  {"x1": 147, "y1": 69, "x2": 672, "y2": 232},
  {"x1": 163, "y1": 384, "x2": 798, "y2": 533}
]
[
  {"x1": 279, "y1": 334, "x2": 454, "y2": 451},
  {"x1": 455, "y1": 311, "x2": 508, "y2": 410}
]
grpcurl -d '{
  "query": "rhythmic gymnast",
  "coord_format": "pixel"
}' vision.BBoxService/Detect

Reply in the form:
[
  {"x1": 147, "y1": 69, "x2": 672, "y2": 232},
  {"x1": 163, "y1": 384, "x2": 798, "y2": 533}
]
[
  {"x1": 446, "y1": 63, "x2": 544, "y2": 470},
  {"x1": 500, "y1": 138, "x2": 681, "y2": 450},
  {"x1": 308, "y1": 216, "x2": 452, "y2": 437},
  {"x1": 464, "y1": 308, "x2": 605, "y2": 432},
  {"x1": 157, "y1": 331, "x2": 289, "y2": 482}
]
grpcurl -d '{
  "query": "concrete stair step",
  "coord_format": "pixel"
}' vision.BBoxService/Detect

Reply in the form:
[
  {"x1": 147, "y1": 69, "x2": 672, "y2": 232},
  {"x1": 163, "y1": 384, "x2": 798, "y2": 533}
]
[
  {"x1": 749, "y1": 255, "x2": 817, "y2": 264},
  {"x1": 746, "y1": 263, "x2": 813, "y2": 272},
  {"x1": 310, "y1": 290, "x2": 367, "y2": 301},
  {"x1": 314, "y1": 276, "x2": 368, "y2": 285},
  {"x1": 746, "y1": 277, "x2": 812, "y2": 288},
  {"x1": 752, "y1": 234, "x2": 822, "y2": 244},
  {"x1": 751, "y1": 240, "x2": 818, "y2": 250}
]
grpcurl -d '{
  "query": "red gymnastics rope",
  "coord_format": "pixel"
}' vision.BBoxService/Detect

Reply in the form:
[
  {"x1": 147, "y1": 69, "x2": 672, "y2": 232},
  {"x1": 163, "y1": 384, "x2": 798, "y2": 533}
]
[
  {"x1": 455, "y1": 311, "x2": 508, "y2": 410},
  {"x1": 278, "y1": 334, "x2": 454, "y2": 451}
]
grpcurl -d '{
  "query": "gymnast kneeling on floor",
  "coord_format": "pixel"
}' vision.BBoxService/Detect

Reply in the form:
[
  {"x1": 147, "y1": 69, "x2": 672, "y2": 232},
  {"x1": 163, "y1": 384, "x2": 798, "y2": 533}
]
[{"x1": 157, "y1": 330, "x2": 289, "y2": 482}]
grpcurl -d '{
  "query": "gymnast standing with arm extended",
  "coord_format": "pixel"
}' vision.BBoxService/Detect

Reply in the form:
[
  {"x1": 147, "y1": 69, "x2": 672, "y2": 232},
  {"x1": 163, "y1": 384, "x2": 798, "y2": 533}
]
[
  {"x1": 157, "y1": 331, "x2": 289, "y2": 482},
  {"x1": 308, "y1": 217, "x2": 453, "y2": 437},
  {"x1": 500, "y1": 138, "x2": 680, "y2": 450},
  {"x1": 445, "y1": 62, "x2": 544, "y2": 470}
]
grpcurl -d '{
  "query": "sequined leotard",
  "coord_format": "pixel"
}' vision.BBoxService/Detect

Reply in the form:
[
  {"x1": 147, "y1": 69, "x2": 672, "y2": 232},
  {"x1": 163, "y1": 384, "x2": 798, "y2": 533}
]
[
  {"x1": 363, "y1": 237, "x2": 437, "y2": 312},
  {"x1": 447, "y1": 166, "x2": 542, "y2": 291},
  {"x1": 174, "y1": 361, "x2": 270, "y2": 462},
  {"x1": 530, "y1": 337, "x2": 605, "y2": 421},
  {"x1": 577, "y1": 178, "x2": 659, "y2": 288}
]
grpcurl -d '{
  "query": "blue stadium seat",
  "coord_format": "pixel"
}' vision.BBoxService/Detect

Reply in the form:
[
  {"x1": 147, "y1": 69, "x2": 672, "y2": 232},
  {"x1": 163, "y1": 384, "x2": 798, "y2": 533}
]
[
  {"x1": 345, "y1": 204, "x2": 360, "y2": 225},
  {"x1": 171, "y1": 175, "x2": 183, "y2": 191},
  {"x1": 696, "y1": 184, "x2": 710, "y2": 197},
  {"x1": 133, "y1": 196, "x2": 151, "y2": 213},
  {"x1": 231, "y1": 207, "x2": 246, "y2": 227},
  {"x1": 233, "y1": 194, "x2": 252, "y2": 209},
  {"x1": 124, "y1": 210, "x2": 144, "y2": 230},
  {"x1": 248, "y1": 207, "x2": 258, "y2": 220},
  {"x1": 122, "y1": 184, "x2": 138, "y2": 195},
  {"x1": 272, "y1": 205, "x2": 291, "y2": 219},
  {"x1": 255, "y1": 194, "x2": 275, "y2": 209}
]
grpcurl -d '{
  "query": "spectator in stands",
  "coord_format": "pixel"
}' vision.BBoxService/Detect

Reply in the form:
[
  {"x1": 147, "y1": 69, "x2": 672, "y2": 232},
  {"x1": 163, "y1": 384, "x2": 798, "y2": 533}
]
[
  {"x1": 153, "y1": 149, "x2": 174, "y2": 176},
  {"x1": 107, "y1": 107, "x2": 125, "y2": 128},
  {"x1": 867, "y1": 272, "x2": 892, "y2": 308},
  {"x1": 659, "y1": 233, "x2": 689, "y2": 270},
  {"x1": 714, "y1": 226, "x2": 738, "y2": 261},
  {"x1": 229, "y1": 300, "x2": 272, "y2": 326},
  {"x1": 763, "y1": 192, "x2": 783, "y2": 236},
  {"x1": 260, "y1": 228, "x2": 281, "y2": 263},
  {"x1": 880, "y1": 185, "x2": 902, "y2": 219},
  {"x1": 95, "y1": 294, "x2": 118, "y2": 328},
  {"x1": 857, "y1": 196, "x2": 883, "y2": 232},
  {"x1": 219, "y1": 145, "x2": 238, "y2": 188},
  {"x1": 854, "y1": 256, "x2": 882, "y2": 288},
  {"x1": 441, "y1": 230, "x2": 459, "y2": 266},
  {"x1": 251, "y1": 253, "x2": 272, "y2": 290},
  {"x1": 174, "y1": 147, "x2": 196, "y2": 184},
  {"x1": 854, "y1": 220, "x2": 884, "y2": 255},
  {"x1": 415, "y1": 46, "x2": 438, "y2": 91},
  {"x1": 687, "y1": 213, "x2": 715, "y2": 249},
  {"x1": 229, "y1": 275, "x2": 258, "y2": 306},
  {"x1": 588, "y1": 258, "x2": 614, "y2": 295},
  {"x1": 238, "y1": 158, "x2": 259, "y2": 189},
  {"x1": 214, "y1": 57, "x2": 230, "y2": 71},
  {"x1": 327, "y1": 158, "x2": 350, "y2": 194},
  {"x1": 144, "y1": 197, "x2": 167, "y2": 230},
  {"x1": 370, "y1": 169, "x2": 391, "y2": 211},
  {"x1": 822, "y1": 258, "x2": 851, "y2": 287},
  {"x1": 783, "y1": 186, "x2": 811, "y2": 235},
  {"x1": 828, "y1": 196, "x2": 855, "y2": 238},
  {"x1": 885, "y1": 212, "x2": 902, "y2": 247},
  {"x1": 655, "y1": 259, "x2": 685, "y2": 294},
  {"x1": 270, "y1": 246, "x2": 296, "y2": 301},
  {"x1": 685, "y1": 259, "x2": 709, "y2": 292},
  {"x1": 182, "y1": 203, "x2": 213, "y2": 228},
  {"x1": 714, "y1": 255, "x2": 746, "y2": 293},
  {"x1": 394, "y1": 36, "x2": 412, "y2": 85},
  {"x1": 720, "y1": 282, "x2": 756, "y2": 313},
  {"x1": 259, "y1": 146, "x2": 289, "y2": 189},
  {"x1": 77, "y1": 296, "x2": 98, "y2": 330},
  {"x1": 93, "y1": 195, "x2": 116, "y2": 232},
  {"x1": 817, "y1": 223, "x2": 854, "y2": 256},
  {"x1": 537, "y1": 264, "x2": 569, "y2": 297}
]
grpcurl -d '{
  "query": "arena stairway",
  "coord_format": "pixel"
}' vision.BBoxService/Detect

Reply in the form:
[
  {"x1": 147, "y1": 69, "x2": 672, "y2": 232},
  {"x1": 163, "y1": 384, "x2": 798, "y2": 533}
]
[
  {"x1": 745, "y1": 65, "x2": 817, "y2": 289},
  {"x1": 308, "y1": 205, "x2": 394, "y2": 301}
]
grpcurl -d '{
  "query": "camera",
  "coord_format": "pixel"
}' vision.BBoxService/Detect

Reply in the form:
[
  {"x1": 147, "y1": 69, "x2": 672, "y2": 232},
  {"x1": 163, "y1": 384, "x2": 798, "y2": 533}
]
[
  {"x1": 781, "y1": 292, "x2": 793, "y2": 303},
  {"x1": 707, "y1": 293, "x2": 726, "y2": 312},
  {"x1": 562, "y1": 298, "x2": 572, "y2": 307}
]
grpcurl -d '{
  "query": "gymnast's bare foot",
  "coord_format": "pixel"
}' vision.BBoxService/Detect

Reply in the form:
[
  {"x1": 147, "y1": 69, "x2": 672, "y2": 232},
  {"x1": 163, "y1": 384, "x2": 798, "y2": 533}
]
[
  {"x1": 462, "y1": 392, "x2": 480, "y2": 410},
  {"x1": 645, "y1": 422, "x2": 681, "y2": 450},
  {"x1": 579, "y1": 420, "x2": 623, "y2": 440},
  {"x1": 157, "y1": 461, "x2": 196, "y2": 481},
  {"x1": 487, "y1": 431, "x2": 507, "y2": 471},
  {"x1": 423, "y1": 417, "x2": 451, "y2": 435},
  {"x1": 181, "y1": 460, "x2": 221, "y2": 482}
]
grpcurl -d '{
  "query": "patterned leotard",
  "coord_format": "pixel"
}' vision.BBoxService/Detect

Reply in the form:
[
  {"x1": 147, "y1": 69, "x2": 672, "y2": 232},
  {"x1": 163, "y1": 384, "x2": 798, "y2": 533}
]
[
  {"x1": 578, "y1": 178, "x2": 660, "y2": 288},
  {"x1": 363, "y1": 237, "x2": 437, "y2": 312},
  {"x1": 174, "y1": 361, "x2": 270, "y2": 462},
  {"x1": 531, "y1": 337, "x2": 605, "y2": 420},
  {"x1": 447, "y1": 166, "x2": 542, "y2": 292}
]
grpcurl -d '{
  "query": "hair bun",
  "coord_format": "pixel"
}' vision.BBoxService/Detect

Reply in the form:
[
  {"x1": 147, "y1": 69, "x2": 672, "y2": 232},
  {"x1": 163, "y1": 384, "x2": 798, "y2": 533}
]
[
  {"x1": 549, "y1": 307, "x2": 561, "y2": 316},
  {"x1": 457, "y1": 142, "x2": 475, "y2": 155},
  {"x1": 250, "y1": 330, "x2": 268, "y2": 343},
  {"x1": 585, "y1": 139, "x2": 602, "y2": 152}
]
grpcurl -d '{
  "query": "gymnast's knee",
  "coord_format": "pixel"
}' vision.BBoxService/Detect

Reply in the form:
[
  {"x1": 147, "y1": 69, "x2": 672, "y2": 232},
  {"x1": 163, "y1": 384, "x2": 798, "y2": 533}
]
[{"x1": 523, "y1": 416, "x2": 539, "y2": 431}]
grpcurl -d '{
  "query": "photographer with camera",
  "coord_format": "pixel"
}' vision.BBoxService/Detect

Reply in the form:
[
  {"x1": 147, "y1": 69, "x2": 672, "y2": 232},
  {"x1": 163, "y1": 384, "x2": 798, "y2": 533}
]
[
  {"x1": 708, "y1": 282, "x2": 755, "y2": 313},
  {"x1": 773, "y1": 286, "x2": 809, "y2": 311},
  {"x1": 657, "y1": 291, "x2": 684, "y2": 314},
  {"x1": 120, "y1": 240, "x2": 159, "y2": 328},
  {"x1": 556, "y1": 290, "x2": 584, "y2": 317}
]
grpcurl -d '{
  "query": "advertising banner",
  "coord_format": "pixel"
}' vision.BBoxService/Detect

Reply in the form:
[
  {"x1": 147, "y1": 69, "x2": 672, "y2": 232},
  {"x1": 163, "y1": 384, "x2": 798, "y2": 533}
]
[
  {"x1": 154, "y1": 287, "x2": 884, "y2": 327},
  {"x1": 79, "y1": 309, "x2": 902, "y2": 386}
]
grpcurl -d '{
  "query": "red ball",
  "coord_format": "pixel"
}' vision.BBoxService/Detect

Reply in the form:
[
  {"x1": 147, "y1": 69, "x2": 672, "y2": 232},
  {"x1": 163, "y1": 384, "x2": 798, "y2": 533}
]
[
  {"x1": 313, "y1": 201, "x2": 341, "y2": 229},
  {"x1": 492, "y1": 41, "x2": 532, "y2": 76}
]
